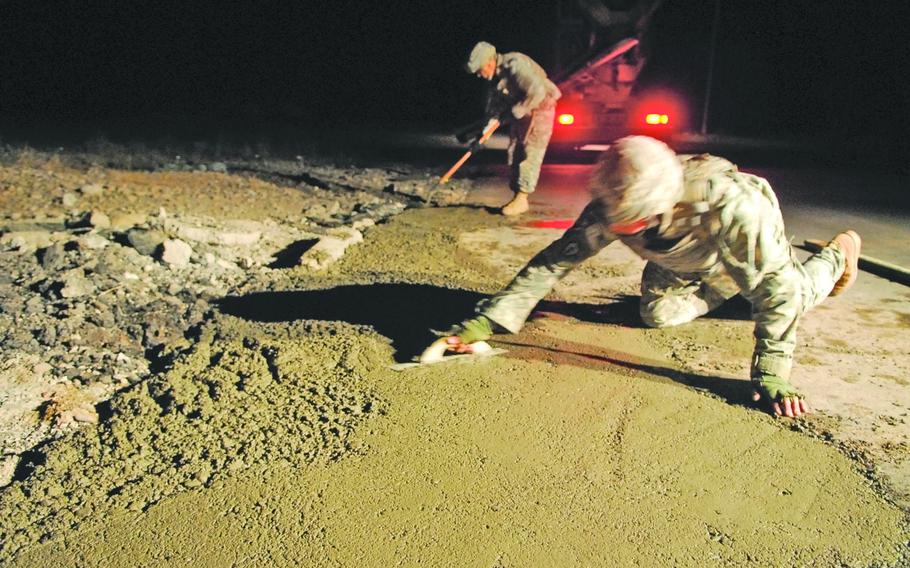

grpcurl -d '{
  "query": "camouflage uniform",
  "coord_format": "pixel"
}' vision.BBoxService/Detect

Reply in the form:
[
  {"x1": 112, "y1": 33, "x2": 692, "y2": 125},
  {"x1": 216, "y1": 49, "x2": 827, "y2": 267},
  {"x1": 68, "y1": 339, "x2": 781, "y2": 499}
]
[
  {"x1": 485, "y1": 52, "x2": 562, "y2": 194},
  {"x1": 473, "y1": 154, "x2": 846, "y2": 388}
]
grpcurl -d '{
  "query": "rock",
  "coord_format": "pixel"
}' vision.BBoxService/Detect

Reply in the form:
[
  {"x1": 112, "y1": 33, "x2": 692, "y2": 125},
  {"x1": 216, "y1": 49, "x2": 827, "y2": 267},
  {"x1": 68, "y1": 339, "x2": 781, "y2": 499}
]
[
  {"x1": 0, "y1": 295, "x2": 25, "y2": 315},
  {"x1": 70, "y1": 407, "x2": 99, "y2": 424},
  {"x1": 0, "y1": 219, "x2": 67, "y2": 232},
  {"x1": 0, "y1": 456, "x2": 17, "y2": 488},
  {"x1": 77, "y1": 233, "x2": 110, "y2": 250},
  {"x1": 37, "y1": 325, "x2": 57, "y2": 345},
  {"x1": 351, "y1": 218, "x2": 376, "y2": 231},
  {"x1": 24, "y1": 295, "x2": 45, "y2": 315},
  {"x1": 83, "y1": 210, "x2": 111, "y2": 230},
  {"x1": 79, "y1": 183, "x2": 104, "y2": 197},
  {"x1": 1, "y1": 231, "x2": 53, "y2": 251},
  {"x1": 62, "y1": 192, "x2": 79, "y2": 207},
  {"x1": 298, "y1": 228, "x2": 363, "y2": 270},
  {"x1": 93, "y1": 246, "x2": 139, "y2": 278},
  {"x1": 38, "y1": 243, "x2": 67, "y2": 270},
  {"x1": 90, "y1": 306, "x2": 116, "y2": 328},
  {"x1": 216, "y1": 259, "x2": 239, "y2": 270},
  {"x1": 40, "y1": 384, "x2": 101, "y2": 426},
  {"x1": 69, "y1": 210, "x2": 111, "y2": 230},
  {"x1": 33, "y1": 362, "x2": 53, "y2": 376},
  {"x1": 209, "y1": 162, "x2": 228, "y2": 173},
  {"x1": 159, "y1": 239, "x2": 192, "y2": 267},
  {"x1": 59, "y1": 268, "x2": 96, "y2": 298},
  {"x1": 110, "y1": 212, "x2": 147, "y2": 232},
  {"x1": 174, "y1": 224, "x2": 261, "y2": 246},
  {"x1": 126, "y1": 228, "x2": 166, "y2": 256}
]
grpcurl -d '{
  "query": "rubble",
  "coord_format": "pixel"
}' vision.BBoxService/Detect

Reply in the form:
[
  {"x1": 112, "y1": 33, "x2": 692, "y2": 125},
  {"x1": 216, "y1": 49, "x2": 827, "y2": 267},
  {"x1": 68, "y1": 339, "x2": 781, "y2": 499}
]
[
  {"x1": 0, "y1": 147, "x2": 456, "y2": 488},
  {"x1": 79, "y1": 183, "x2": 104, "y2": 197},
  {"x1": 109, "y1": 212, "x2": 147, "y2": 231},
  {"x1": 77, "y1": 233, "x2": 110, "y2": 250},
  {"x1": 126, "y1": 228, "x2": 166, "y2": 256},
  {"x1": 57, "y1": 268, "x2": 96, "y2": 298},
  {"x1": 298, "y1": 227, "x2": 363, "y2": 270},
  {"x1": 171, "y1": 220, "x2": 262, "y2": 246},
  {"x1": 61, "y1": 192, "x2": 79, "y2": 208},
  {"x1": 73, "y1": 210, "x2": 111, "y2": 230},
  {"x1": 0, "y1": 231, "x2": 53, "y2": 252},
  {"x1": 159, "y1": 238, "x2": 193, "y2": 267}
]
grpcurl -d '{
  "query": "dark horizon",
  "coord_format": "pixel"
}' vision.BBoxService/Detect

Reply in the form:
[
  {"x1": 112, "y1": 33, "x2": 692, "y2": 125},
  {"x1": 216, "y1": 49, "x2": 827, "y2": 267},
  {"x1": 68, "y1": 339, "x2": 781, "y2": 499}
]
[{"x1": 1, "y1": 1, "x2": 907, "y2": 157}]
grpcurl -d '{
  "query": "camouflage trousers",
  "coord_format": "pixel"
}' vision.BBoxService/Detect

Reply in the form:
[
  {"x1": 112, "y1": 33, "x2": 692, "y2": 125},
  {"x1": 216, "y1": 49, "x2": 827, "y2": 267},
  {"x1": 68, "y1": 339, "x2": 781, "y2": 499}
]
[
  {"x1": 640, "y1": 244, "x2": 844, "y2": 348},
  {"x1": 478, "y1": 240, "x2": 844, "y2": 382},
  {"x1": 507, "y1": 106, "x2": 555, "y2": 194}
]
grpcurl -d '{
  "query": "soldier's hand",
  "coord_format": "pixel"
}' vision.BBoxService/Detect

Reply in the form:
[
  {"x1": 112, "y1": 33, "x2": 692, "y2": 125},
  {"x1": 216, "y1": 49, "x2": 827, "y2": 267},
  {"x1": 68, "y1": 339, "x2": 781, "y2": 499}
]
[
  {"x1": 751, "y1": 374, "x2": 809, "y2": 417},
  {"x1": 418, "y1": 335, "x2": 479, "y2": 363},
  {"x1": 444, "y1": 336, "x2": 476, "y2": 354},
  {"x1": 752, "y1": 391, "x2": 808, "y2": 417}
]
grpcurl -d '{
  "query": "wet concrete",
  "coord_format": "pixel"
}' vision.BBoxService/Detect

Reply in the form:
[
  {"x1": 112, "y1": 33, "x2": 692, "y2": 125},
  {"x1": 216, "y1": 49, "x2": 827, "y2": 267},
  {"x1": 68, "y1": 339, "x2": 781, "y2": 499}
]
[{"x1": 2, "y1": 161, "x2": 908, "y2": 565}]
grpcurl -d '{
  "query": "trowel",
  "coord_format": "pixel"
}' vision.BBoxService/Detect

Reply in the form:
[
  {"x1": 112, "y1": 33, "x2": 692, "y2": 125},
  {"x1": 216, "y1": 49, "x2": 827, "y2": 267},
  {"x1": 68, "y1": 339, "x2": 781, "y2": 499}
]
[{"x1": 389, "y1": 337, "x2": 506, "y2": 371}]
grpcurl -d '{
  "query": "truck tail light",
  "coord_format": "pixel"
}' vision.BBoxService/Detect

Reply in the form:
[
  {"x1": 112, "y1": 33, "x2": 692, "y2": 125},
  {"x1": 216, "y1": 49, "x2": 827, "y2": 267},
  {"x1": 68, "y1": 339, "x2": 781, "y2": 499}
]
[
  {"x1": 557, "y1": 113, "x2": 575, "y2": 125},
  {"x1": 645, "y1": 113, "x2": 669, "y2": 125}
]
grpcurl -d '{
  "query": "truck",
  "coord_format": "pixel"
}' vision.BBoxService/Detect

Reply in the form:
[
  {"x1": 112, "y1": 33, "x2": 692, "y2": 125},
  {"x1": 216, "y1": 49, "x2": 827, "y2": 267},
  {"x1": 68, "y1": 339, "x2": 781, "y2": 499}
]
[{"x1": 549, "y1": 0, "x2": 683, "y2": 152}]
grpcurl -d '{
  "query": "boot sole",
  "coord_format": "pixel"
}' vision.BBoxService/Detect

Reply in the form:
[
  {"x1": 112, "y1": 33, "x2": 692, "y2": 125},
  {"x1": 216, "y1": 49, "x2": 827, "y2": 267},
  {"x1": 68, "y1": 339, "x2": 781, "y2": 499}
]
[{"x1": 830, "y1": 230, "x2": 861, "y2": 296}]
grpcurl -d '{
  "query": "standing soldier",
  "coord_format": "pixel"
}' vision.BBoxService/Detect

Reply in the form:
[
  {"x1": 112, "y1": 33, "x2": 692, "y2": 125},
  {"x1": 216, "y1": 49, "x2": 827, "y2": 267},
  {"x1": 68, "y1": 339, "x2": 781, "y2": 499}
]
[
  {"x1": 466, "y1": 41, "x2": 562, "y2": 216},
  {"x1": 427, "y1": 136, "x2": 862, "y2": 418}
]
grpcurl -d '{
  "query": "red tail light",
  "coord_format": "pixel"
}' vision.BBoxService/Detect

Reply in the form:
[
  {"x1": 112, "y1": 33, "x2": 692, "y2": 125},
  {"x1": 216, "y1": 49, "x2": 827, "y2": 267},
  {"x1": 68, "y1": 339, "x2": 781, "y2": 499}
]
[
  {"x1": 631, "y1": 90, "x2": 685, "y2": 135},
  {"x1": 557, "y1": 113, "x2": 576, "y2": 125}
]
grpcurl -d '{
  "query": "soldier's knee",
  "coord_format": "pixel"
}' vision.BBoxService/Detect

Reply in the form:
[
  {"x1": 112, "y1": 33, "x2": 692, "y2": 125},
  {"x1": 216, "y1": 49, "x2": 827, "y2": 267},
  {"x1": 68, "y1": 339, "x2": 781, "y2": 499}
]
[
  {"x1": 640, "y1": 299, "x2": 696, "y2": 328},
  {"x1": 640, "y1": 302, "x2": 669, "y2": 328}
]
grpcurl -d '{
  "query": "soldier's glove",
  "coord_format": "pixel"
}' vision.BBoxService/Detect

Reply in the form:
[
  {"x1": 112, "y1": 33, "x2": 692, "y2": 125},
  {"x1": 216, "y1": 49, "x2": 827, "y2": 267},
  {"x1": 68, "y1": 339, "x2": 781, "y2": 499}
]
[
  {"x1": 511, "y1": 104, "x2": 529, "y2": 120},
  {"x1": 456, "y1": 127, "x2": 481, "y2": 144},
  {"x1": 751, "y1": 373, "x2": 801, "y2": 403},
  {"x1": 450, "y1": 316, "x2": 493, "y2": 344}
]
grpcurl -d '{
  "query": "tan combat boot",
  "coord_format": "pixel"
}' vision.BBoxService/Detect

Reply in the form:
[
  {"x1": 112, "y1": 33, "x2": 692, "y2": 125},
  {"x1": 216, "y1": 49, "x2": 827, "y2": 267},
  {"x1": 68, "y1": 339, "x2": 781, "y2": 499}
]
[
  {"x1": 501, "y1": 192, "x2": 529, "y2": 216},
  {"x1": 830, "y1": 230, "x2": 861, "y2": 296}
]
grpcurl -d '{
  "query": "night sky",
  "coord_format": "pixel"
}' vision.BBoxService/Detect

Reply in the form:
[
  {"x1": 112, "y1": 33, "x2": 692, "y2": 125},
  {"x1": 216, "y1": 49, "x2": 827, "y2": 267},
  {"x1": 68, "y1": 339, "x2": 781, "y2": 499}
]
[{"x1": 1, "y1": 1, "x2": 907, "y2": 154}]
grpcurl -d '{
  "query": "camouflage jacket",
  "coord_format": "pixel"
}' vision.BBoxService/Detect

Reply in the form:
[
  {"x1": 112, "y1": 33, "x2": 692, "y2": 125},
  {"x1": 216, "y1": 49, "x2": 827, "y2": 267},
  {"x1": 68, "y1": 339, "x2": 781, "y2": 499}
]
[
  {"x1": 485, "y1": 52, "x2": 561, "y2": 121},
  {"x1": 478, "y1": 155, "x2": 807, "y2": 383}
]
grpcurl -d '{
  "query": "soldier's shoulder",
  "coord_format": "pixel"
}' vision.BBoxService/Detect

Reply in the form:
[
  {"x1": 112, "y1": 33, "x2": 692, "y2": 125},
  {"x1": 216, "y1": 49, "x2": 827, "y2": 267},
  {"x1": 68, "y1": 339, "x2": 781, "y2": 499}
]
[
  {"x1": 680, "y1": 153, "x2": 738, "y2": 177},
  {"x1": 679, "y1": 153, "x2": 740, "y2": 204},
  {"x1": 501, "y1": 52, "x2": 538, "y2": 71}
]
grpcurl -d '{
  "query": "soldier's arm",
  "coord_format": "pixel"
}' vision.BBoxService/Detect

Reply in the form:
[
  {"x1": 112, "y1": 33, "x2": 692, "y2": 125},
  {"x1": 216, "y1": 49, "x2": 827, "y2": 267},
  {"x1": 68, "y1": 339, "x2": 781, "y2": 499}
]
[
  {"x1": 506, "y1": 58, "x2": 548, "y2": 119},
  {"x1": 483, "y1": 85, "x2": 510, "y2": 124},
  {"x1": 468, "y1": 202, "x2": 615, "y2": 335},
  {"x1": 712, "y1": 177, "x2": 808, "y2": 416}
]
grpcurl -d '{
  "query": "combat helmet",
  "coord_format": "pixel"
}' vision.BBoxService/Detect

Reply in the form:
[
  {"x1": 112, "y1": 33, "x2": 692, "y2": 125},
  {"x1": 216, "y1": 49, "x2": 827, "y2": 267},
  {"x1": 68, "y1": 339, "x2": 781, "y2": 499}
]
[
  {"x1": 590, "y1": 136, "x2": 684, "y2": 225},
  {"x1": 466, "y1": 41, "x2": 497, "y2": 73}
]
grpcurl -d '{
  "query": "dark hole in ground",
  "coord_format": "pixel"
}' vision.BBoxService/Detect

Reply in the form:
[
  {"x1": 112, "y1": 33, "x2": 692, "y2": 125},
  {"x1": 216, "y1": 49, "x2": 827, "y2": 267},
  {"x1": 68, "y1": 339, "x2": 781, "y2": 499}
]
[{"x1": 268, "y1": 239, "x2": 319, "y2": 269}]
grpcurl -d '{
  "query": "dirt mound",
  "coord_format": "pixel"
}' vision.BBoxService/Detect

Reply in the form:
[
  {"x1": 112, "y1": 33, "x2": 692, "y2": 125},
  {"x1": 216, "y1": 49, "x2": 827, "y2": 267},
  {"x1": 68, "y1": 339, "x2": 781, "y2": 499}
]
[{"x1": 0, "y1": 316, "x2": 386, "y2": 557}]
